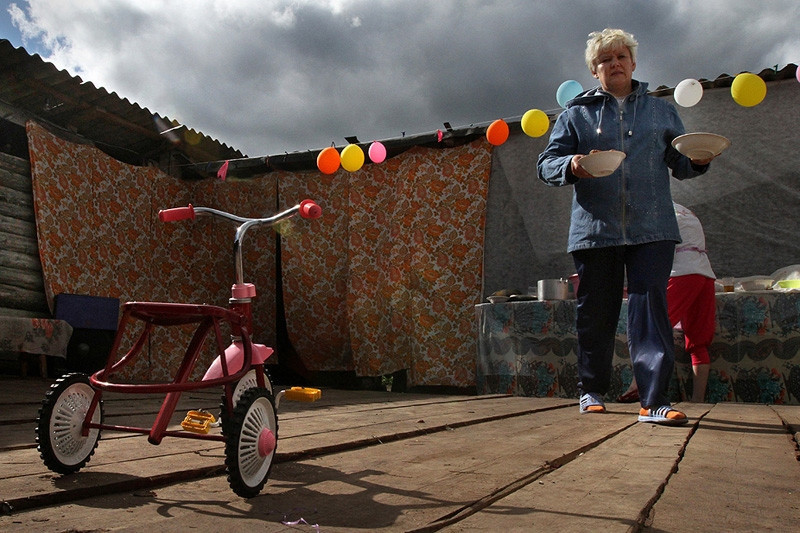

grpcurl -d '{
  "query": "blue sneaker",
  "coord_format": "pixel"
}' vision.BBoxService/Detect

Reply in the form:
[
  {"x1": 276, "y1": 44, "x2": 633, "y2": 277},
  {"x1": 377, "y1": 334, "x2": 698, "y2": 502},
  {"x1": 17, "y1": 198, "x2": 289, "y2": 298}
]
[{"x1": 579, "y1": 392, "x2": 606, "y2": 414}]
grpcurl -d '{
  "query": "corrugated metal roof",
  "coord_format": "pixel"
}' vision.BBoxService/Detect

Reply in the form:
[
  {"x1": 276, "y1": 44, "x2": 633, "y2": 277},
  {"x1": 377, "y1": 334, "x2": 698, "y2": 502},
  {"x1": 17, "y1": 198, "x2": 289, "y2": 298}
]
[
  {"x1": 649, "y1": 64, "x2": 797, "y2": 96},
  {"x1": 0, "y1": 39, "x2": 243, "y2": 175}
]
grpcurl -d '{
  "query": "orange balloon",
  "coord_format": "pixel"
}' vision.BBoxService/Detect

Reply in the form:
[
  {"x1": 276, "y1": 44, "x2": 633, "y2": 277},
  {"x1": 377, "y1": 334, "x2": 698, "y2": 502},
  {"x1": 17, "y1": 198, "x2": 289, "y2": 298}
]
[
  {"x1": 316, "y1": 146, "x2": 340, "y2": 174},
  {"x1": 486, "y1": 119, "x2": 509, "y2": 146}
]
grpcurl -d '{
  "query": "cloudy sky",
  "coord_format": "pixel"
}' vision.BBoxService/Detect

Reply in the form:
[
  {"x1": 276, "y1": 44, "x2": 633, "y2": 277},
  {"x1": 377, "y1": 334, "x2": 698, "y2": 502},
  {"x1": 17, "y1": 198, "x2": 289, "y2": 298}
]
[{"x1": 2, "y1": 0, "x2": 798, "y2": 157}]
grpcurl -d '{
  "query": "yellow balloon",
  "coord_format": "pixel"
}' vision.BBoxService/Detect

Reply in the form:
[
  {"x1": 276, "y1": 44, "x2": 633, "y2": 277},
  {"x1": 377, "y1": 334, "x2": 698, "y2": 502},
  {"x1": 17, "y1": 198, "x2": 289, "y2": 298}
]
[
  {"x1": 731, "y1": 73, "x2": 766, "y2": 107},
  {"x1": 340, "y1": 144, "x2": 365, "y2": 172},
  {"x1": 521, "y1": 109, "x2": 550, "y2": 137}
]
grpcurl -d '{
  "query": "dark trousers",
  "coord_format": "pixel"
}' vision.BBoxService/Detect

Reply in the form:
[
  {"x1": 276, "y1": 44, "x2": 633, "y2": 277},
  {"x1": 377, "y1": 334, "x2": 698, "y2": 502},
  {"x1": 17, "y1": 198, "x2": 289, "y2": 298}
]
[{"x1": 572, "y1": 241, "x2": 676, "y2": 407}]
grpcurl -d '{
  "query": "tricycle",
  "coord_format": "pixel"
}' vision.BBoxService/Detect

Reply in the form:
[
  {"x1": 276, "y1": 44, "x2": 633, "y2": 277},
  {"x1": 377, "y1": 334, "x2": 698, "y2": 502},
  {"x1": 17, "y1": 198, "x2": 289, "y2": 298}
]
[{"x1": 35, "y1": 199, "x2": 322, "y2": 497}]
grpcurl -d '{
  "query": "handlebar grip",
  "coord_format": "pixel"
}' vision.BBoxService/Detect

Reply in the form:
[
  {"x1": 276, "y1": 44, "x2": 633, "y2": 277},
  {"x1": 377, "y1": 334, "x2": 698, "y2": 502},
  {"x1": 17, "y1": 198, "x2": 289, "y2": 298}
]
[
  {"x1": 299, "y1": 199, "x2": 322, "y2": 219},
  {"x1": 159, "y1": 205, "x2": 196, "y2": 222}
]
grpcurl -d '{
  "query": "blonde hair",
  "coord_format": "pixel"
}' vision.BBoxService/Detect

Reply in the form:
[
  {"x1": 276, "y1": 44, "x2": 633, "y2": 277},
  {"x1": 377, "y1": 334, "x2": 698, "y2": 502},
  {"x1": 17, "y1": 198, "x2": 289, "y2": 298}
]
[{"x1": 585, "y1": 28, "x2": 638, "y2": 73}]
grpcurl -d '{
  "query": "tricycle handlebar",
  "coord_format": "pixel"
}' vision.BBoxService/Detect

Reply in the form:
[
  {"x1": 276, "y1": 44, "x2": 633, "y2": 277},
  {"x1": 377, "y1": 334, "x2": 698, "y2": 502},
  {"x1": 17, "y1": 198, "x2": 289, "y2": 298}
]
[
  {"x1": 299, "y1": 199, "x2": 322, "y2": 220},
  {"x1": 157, "y1": 200, "x2": 322, "y2": 286},
  {"x1": 158, "y1": 205, "x2": 196, "y2": 222},
  {"x1": 158, "y1": 200, "x2": 321, "y2": 225}
]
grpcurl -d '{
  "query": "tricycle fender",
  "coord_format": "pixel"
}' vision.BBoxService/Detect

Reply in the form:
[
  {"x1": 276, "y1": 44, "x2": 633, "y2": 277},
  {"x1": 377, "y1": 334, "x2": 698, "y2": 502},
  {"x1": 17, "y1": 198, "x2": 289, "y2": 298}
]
[{"x1": 202, "y1": 341, "x2": 274, "y2": 380}]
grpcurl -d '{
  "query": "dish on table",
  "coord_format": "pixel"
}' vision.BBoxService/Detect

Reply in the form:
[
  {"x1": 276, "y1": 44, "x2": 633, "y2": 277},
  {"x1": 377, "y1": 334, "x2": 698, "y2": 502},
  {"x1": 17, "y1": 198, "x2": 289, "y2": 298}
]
[
  {"x1": 487, "y1": 294, "x2": 538, "y2": 303},
  {"x1": 738, "y1": 278, "x2": 773, "y2": 291},
  {"x1": 671, "y1": 133, "x2": 731, "y2": 160},
  {"x1": 578, "y1": 150, "x2": 626, "y2": 177}
]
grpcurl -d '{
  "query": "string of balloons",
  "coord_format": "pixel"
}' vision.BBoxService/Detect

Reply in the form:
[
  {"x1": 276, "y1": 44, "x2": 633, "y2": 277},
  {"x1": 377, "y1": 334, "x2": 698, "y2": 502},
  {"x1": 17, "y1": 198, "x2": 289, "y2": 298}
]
[
  {"x1": 487, "y1": 69, "x2": 782, "y2": 148},
  {"x1": 316, "y1": 141, "x2": 386, "y2": 174},
  {"x1": 318, "y1": 66, "x2": 796, "y2": 173}
]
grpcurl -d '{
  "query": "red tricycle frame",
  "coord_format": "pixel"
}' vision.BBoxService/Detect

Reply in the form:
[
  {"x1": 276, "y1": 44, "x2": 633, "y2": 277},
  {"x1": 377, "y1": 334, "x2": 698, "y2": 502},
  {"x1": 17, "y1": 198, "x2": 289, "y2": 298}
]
[{"x1": 35, "y1": 199, "x2": 322, "y2": 498}]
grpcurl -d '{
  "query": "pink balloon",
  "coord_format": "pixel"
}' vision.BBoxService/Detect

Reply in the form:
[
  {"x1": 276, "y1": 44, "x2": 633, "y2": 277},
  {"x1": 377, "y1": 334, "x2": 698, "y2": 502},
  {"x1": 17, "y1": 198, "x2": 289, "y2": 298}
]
[
  {"x1": 368, "y1": 141, "x2": 386, "y2": 164},
  {"x1": 796, "y1": 65, "x2": 800, "y2": 84}
]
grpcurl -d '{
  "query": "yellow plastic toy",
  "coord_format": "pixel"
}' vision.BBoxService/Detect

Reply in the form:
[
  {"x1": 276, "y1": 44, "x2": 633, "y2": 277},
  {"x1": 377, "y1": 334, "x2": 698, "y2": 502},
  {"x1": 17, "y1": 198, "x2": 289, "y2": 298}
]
[
  {"x1": 284, "y1": 387, "x2": 322, "y2": 402},
  {"x1": 181, "y1": 410, "x2": 216, "y2": 434}
]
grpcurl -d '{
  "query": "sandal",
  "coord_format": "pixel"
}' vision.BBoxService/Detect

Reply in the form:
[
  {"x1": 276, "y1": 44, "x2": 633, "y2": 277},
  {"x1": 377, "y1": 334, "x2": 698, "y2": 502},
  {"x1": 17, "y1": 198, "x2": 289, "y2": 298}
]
[
  {"x1": 579, "y1": 392, "x2": 606, "y2": 414},
  {"x1": 638, "y1": 406, "x2": 688, "y2": 425}
]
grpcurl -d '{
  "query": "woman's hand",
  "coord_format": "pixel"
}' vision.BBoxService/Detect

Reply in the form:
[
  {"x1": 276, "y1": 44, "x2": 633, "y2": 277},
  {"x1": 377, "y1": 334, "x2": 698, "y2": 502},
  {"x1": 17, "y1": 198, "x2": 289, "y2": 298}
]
[
  {"x1": 571, "y1": 151, "x2": 600, "y2": 178},
  {"x1": 690, "y1": 155, "x2": 715, "y2": 166}
]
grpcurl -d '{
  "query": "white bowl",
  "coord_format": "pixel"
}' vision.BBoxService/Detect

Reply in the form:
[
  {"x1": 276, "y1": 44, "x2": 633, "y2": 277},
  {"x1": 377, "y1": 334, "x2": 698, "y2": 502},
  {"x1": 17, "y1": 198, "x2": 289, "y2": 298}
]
[
  {"x1": 486, "y1": 295, "x2": 510, "y2": 304},
  {"x1": 738, "y1": 278, "x2": 773, "y2": 291},
  {"x1": 579, "y1": 150, "x2": 626, "y2": 177},
  {"x1": 671, "y1": 133, "x2": 731, "y2": 160}
]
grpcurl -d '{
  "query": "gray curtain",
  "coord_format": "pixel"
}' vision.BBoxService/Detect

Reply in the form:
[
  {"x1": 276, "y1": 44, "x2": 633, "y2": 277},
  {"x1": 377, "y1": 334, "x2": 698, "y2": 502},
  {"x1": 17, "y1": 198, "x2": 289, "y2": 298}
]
[{"x1": 483, "y1": 78, "x2": 800, "y2": 298}]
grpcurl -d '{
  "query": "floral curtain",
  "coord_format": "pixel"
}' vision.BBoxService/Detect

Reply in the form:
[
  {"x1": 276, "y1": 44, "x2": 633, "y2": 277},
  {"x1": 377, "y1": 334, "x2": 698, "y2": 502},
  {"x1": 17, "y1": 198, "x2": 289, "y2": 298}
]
[
  {"x1": 28, "y1": 122, "x2": 492, "y2": 387},
  {"x1": 27, "y1": 122, "x2": 279, "y2": 382},
  {"x1": 280, "y1": 143, "x2": 491, "y2": 386}
]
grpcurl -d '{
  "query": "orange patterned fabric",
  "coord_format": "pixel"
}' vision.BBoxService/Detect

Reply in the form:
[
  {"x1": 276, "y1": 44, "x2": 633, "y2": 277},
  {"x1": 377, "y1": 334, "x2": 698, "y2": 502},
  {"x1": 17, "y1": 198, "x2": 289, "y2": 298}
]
[
  {"x1": 278, "y1": 172, "x2": 353, "y2": 373},
  {"x1": 28, "y1": 122, "x2": 492, "y2": 387},
  {"x1": 27, "y1": 122, "x2": 279, "y2": 382},
  {"x1": 280, "y1": 142, "x2": 491, "y2": 387}
]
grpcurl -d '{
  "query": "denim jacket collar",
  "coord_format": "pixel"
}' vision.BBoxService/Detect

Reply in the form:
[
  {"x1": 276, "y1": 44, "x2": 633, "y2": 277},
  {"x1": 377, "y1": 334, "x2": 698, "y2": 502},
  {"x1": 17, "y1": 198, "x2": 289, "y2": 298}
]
[{"x1": 568, "y1": 79, "x2": 649, "y2": 107}]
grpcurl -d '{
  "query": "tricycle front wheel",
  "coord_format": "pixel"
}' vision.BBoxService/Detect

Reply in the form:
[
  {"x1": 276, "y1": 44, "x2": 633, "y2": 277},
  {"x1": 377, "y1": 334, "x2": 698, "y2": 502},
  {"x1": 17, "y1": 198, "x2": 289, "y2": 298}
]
[
  {"x1": 223, "y1": 387, "x2": 278, "y2": 498},
  {"x1": 36, "y1": 373, "x2": 103, "y2": 474},
  {"x1": 231, "y1": 368, "x2": 273, "y2": 406},
  {"x1": 218, "y1": 367, "x2": 273, "y2": 427}
]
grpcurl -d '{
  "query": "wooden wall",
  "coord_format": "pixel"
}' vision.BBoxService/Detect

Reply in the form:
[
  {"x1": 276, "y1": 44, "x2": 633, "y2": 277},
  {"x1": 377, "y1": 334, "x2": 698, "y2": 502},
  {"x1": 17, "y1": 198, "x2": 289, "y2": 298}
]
[{"x1": 0, "y1": 151, "x2": 49, "y2": 317}]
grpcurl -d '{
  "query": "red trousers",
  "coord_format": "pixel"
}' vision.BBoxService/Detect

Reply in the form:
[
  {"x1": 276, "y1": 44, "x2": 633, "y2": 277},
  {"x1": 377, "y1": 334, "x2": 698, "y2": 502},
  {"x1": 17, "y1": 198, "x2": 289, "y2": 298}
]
[{"x1": 668, "y1": 274, "x2": 716, "y2": 366}]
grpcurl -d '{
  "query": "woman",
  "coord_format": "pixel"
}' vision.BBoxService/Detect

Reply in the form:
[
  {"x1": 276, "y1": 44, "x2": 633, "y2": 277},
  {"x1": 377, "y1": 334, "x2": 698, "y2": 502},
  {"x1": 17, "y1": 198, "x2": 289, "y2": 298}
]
[{"x1": 537, "y1": 28, "x2": 714, "y2": 425}]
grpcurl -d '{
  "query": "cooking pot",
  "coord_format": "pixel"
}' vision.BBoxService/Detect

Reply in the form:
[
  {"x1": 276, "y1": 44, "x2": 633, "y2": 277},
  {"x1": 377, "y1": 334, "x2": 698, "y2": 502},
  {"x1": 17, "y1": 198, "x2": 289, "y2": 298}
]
[{"x1": 537, "y1": 279, "x2": 570, "y2": 300}]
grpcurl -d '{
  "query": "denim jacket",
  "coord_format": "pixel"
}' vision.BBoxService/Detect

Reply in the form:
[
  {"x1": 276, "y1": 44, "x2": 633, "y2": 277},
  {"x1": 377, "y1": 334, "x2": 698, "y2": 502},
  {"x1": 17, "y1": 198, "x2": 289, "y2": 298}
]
[{"x1": 537, "y1": 80, "x2": 708, "y2": 253}]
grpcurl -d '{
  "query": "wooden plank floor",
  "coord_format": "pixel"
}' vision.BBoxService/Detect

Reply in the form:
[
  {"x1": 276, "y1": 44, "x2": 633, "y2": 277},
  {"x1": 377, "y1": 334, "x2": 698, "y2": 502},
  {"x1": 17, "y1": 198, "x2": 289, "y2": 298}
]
[{"x1": 1, "y1": 377, "x2": 799, "y2": 532}]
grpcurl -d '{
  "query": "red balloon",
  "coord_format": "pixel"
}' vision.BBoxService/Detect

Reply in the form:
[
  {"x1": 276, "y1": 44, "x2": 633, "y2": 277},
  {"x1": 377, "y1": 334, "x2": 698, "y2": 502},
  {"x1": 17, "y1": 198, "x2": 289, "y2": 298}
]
[
  {"x1": 486, "y1": 119, "x2": 509, "y2": 146},
  {"x1": 317, "y1": 146, "x2": 340, "y2": 174}
]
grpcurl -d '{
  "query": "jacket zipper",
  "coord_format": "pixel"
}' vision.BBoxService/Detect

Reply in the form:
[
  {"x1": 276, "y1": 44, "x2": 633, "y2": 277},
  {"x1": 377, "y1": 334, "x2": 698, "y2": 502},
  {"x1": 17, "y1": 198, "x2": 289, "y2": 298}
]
[{"x1": 618, "y1": 100, "x2": 627, "y2": 242}]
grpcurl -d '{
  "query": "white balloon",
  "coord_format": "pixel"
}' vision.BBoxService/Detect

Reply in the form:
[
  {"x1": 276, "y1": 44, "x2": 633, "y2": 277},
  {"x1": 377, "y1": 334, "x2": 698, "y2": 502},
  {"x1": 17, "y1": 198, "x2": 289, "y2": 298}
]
[{"x1": 674, "y1": 78, "x2": 703, "y2": 107}]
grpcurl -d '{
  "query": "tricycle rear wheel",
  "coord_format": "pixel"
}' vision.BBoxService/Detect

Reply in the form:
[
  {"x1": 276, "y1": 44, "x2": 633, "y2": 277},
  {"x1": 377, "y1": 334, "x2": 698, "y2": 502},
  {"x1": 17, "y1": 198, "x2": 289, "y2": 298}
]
[{"x1": 36, "y1": 373, "x2": 103, "y2": 474}]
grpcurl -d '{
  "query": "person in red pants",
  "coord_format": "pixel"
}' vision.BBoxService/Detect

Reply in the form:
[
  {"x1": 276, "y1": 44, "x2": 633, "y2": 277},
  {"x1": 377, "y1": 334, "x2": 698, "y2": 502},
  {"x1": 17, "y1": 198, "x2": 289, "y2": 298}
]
[{"x1": 617, "y1": 202, "x2": 716, "y2": 403}]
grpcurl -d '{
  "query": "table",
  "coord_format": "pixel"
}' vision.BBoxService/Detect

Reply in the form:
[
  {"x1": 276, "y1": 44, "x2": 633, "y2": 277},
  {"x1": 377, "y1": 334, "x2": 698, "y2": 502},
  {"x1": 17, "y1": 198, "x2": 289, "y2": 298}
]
[
  {"x1": 475, "y1": 290, "x2": 800, "y2": 404},
  {"x1": 0, "y1": 317, "x2": 73, "y2": 377}
]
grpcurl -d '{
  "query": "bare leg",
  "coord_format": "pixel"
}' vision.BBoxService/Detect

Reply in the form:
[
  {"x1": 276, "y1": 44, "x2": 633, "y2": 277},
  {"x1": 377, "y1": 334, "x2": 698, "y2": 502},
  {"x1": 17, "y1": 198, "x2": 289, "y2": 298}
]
[
  {"x1": 691, "y1": 363, "x2": 710, "y2": 402},
  {"x1": 616, "y1": 376, "x2": 639, "y2": 402}
]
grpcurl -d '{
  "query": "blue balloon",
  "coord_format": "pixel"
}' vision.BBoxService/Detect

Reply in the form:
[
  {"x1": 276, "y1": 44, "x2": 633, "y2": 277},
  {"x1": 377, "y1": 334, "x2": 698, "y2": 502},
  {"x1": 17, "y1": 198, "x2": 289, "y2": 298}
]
[{"x1": 556, "y1": 80, "x2": 584, "y2": 108}]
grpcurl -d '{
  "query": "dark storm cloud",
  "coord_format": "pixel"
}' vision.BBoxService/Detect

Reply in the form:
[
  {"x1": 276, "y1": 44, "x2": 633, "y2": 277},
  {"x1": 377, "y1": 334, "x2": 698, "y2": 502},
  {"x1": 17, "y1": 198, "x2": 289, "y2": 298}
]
[{"x1": 7, "y1": 0, "x2": 799, "y2": 156}]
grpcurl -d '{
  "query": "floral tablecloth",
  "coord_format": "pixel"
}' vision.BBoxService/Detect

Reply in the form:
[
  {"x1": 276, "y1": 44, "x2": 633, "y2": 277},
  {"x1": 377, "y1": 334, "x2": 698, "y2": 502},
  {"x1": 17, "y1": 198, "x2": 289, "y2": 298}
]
[
  {"x1": 476, "y1": 290, "x2": 800, "y2": 404},
  {"x1": 0, "y1": 317, "x2": 73, "y2": 358}
]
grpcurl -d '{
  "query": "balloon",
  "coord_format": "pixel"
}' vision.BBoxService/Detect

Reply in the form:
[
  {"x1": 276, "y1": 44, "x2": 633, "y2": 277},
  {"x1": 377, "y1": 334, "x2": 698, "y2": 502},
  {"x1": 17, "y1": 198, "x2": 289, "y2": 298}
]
[
  {"x1": 731, "y1": 72, "x2": 766, "y2": 107},
  {"x1": 556, "y1": 80, "x2": 583, "y2": 108},
  {"x1": 795, "y1": 64, "x2": 800, "y2": 84},
  {"x1": 368, "y1": 141, "x2": 386, "y2": 164},
  {"x1": 520, "y1": 109, "x2": 549, "y2": 137},
  {"x1": 673, "y1": 78, "x2": 703, "y2": 107},
  {"x1": 340, "y1": 143, "x2": 365, "y2": 172},
  {"x1": 486, "y1": 119, "x2": 509, "y2": 146},
  {"x1": 316, "y1": 146, "x2": 340, "y2": 174}
]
